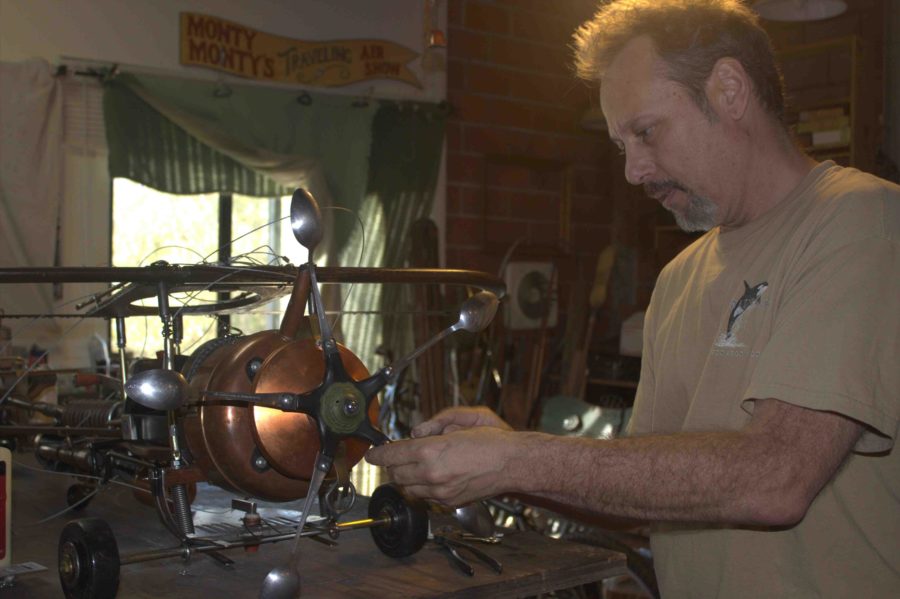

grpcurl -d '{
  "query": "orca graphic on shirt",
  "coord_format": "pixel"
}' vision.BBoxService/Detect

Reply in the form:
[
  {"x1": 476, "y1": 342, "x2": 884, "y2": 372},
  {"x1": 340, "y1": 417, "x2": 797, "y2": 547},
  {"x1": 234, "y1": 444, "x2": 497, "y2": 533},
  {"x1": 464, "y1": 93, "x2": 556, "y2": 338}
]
[{"x1": 715, "y1": 280, "x2": 768, "y2": 348}]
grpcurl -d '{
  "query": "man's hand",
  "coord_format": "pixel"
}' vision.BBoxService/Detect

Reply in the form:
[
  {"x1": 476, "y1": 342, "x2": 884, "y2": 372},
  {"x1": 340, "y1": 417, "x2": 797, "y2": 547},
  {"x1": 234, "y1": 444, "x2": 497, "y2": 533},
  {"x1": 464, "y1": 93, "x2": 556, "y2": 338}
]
[
  {"x1": 411, "y1": 406, "x2": 512, "y2": 437},
  {"x1": 366, "y1": 425, "x2": 519, "y2": 506}
]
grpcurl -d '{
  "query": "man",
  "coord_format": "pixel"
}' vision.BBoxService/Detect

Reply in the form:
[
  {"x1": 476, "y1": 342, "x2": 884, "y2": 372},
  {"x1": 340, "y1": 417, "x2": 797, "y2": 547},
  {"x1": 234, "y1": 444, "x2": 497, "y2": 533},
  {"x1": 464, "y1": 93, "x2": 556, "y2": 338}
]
[{"x1": 367, "y1": 1, "x2": 899, "y2": 596}]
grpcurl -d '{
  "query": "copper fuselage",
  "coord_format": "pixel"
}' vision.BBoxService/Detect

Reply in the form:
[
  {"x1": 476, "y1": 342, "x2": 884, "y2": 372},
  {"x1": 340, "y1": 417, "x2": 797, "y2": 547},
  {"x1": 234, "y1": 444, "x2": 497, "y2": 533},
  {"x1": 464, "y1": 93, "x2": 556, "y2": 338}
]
[{"x1": 181, "y1": 327, "x2": 376, "y2": 502}]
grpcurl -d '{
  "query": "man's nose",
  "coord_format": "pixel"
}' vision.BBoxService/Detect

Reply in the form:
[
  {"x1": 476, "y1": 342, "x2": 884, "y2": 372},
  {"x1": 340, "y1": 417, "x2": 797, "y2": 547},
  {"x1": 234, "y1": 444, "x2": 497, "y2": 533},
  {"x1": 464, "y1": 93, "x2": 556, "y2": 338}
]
[{"x1": 624, "y1": 149, "x2": 654, "y2": 185}]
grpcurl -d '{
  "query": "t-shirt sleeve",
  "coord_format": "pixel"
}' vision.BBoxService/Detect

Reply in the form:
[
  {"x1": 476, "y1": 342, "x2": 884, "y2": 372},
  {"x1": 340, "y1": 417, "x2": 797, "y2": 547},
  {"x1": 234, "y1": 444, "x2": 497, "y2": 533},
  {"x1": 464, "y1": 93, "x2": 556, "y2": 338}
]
[{"x1": 743, "y1": 228, "x2": 900, "y2": 453}]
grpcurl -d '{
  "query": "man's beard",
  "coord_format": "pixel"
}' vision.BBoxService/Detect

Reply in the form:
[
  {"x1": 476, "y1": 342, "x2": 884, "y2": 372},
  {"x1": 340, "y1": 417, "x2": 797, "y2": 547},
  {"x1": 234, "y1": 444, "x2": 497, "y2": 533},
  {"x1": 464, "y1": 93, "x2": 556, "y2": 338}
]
[{"x1": 644, "y1": 180, "x2": 718, "y2": 233}]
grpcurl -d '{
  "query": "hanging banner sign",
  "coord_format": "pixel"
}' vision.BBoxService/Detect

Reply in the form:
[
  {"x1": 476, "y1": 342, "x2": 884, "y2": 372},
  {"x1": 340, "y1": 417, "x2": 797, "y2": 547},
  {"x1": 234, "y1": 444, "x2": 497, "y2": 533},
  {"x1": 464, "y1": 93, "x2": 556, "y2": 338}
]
[{"x1": 180, "y1": 12, "x2": 421, "y2": 88}]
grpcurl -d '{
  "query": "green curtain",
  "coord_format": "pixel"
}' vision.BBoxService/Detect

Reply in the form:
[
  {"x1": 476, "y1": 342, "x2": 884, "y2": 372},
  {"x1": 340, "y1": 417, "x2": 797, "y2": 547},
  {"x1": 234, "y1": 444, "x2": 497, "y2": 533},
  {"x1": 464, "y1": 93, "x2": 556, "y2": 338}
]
[
  {"x1": 104, "y1": 82, "x2": 288, "y2": 197},
  {"x1": 104, "y1": 73, "x2": 378, "y2": 255},
  {"x1": 103, "y1": 72, "x2": 446, "y2": 367},
  {"x1": 338, "y1": 102, "x2": 447, "y2": 364}
]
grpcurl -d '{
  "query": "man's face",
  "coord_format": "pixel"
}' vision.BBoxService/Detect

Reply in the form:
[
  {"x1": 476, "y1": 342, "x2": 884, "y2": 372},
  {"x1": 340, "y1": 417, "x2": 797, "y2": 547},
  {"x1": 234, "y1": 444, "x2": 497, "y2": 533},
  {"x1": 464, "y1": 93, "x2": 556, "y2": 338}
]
[{"x1": 600, "y1": 36, "x2": 728, "y2": 232}]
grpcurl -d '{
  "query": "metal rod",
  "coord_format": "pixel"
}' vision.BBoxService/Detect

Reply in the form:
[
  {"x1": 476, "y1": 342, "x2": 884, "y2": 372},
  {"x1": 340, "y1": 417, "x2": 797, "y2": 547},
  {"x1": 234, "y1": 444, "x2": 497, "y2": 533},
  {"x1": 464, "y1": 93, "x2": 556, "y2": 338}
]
[
  {"x1": 120, "y1": 535, "x2": 293, "y2": 565},
  {"x1": 329, "y1": 515, "x2": 391, "y2": 533},
  {"x1": 217, "y1": 193, "x2": 233, "y2": 338},
  {"x1": 0, "y1": 425, "x2": 120, "y2": 437},
  {"x1": 115, "y1": 317, "x2": 128, "y2": 387},
  {"x1": 0, "y1": 266, "x2": 505, "y2": 296},
  {"x1": 119, "y1": 516, "x2": 391, "y2": 566},
  {"x1": 156, "y1": 281, "x2": 174, "y2": 371},
  {"x1": 104, "y1": 450, "x2": 155, "y2": 469}
]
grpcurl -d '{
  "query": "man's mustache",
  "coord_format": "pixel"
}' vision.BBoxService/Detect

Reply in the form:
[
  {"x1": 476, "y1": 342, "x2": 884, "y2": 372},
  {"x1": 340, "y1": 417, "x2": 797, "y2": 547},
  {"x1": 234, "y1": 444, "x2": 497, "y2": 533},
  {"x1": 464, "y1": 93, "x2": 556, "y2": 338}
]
[{"x1": 644, "y1": 180, "x2": 688, "y2": 200}]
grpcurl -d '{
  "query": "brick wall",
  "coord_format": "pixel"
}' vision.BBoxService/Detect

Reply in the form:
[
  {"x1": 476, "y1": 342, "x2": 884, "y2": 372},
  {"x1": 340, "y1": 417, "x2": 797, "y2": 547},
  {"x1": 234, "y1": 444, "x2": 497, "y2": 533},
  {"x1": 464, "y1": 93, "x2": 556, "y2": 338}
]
[
  {"x1": 763, "y1": 0, "x2": 886, "y2": 175},
  {"x1": 444, "y1": 0, "x2": 651, "y2": 308}
]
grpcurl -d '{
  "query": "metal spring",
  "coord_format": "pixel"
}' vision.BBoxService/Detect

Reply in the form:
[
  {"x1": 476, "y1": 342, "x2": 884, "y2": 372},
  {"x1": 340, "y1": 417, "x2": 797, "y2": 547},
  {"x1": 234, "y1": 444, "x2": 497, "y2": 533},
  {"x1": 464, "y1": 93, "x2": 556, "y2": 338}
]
[
  {"x1": 170, "y1": 484, "x2": 196, "y2": 535},
  {"x1": 60, "y1": 400, "x2": 123, "y2": 428}
]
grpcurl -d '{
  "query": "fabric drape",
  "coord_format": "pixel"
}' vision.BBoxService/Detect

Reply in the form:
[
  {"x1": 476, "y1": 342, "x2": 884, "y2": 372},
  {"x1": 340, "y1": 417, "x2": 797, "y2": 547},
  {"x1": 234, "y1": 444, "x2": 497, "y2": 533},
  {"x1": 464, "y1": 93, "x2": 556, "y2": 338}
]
[
  {"x1": 0, "y1": 59, "x2": 64, "y2": 315},
  {"x1": 104, "y1": 73, "x2": 378, "y2": 256},
  {"x1": 104, "y1": 82, "x2": 288, "y2": 198},
  {"x1": 338, "y1": 102, "x2": 447, "y2": 367}
]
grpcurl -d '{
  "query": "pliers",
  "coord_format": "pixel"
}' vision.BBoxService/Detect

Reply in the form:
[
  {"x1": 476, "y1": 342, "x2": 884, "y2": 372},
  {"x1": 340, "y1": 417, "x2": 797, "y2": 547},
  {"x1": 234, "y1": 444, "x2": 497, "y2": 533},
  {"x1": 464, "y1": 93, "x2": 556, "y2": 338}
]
[{"x1": 433, "y1": 534, "x2": 503, "y2": 576}]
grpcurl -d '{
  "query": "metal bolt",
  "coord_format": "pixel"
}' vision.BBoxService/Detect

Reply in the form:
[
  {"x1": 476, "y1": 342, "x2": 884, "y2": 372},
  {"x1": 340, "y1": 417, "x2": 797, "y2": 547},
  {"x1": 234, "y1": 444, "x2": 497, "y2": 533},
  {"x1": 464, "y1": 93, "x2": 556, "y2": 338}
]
[
  {"x1": 342, "y1": 398, "x2": 360, "y2": 416},
  {"x1": 250, "y1": 449, "x2": 270, "y2": 472},
  {"x1": 245, "y1": 357, "x2": 263, "y2": 382}
]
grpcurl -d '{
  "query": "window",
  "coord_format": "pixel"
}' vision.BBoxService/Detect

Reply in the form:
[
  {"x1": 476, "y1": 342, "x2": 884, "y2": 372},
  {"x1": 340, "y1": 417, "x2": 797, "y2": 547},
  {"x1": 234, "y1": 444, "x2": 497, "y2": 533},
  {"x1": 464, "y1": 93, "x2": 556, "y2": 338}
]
[{"x1": 112, "y1": 178, "x2": 307, "y2": 358}]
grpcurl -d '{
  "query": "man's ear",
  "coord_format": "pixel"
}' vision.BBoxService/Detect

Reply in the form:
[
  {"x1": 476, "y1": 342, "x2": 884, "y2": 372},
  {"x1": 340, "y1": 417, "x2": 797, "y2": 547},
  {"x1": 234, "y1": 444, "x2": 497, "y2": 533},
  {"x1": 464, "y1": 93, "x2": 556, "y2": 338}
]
[{"x1": 706, "y1": 57, "x2": 750, "y2": 121}]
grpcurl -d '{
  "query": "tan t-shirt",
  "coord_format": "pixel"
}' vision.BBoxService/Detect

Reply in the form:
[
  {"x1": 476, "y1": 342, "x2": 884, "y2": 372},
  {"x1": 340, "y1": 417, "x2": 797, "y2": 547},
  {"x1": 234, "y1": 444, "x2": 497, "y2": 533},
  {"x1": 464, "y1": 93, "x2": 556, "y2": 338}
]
[{"x1": 630, "y1": 161, "x2": 900, "y2": 598}]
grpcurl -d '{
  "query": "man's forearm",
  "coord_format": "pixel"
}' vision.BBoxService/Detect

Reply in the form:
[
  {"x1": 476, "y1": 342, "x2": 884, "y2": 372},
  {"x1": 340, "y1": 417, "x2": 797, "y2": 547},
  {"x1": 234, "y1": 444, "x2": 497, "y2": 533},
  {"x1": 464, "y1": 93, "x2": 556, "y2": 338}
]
[
  {"x1": 366, "y1": 399, "x2": 861, "y2": 522},
  {"x1": 506, "y1": 428, "x2": 801, "y2": 525}
]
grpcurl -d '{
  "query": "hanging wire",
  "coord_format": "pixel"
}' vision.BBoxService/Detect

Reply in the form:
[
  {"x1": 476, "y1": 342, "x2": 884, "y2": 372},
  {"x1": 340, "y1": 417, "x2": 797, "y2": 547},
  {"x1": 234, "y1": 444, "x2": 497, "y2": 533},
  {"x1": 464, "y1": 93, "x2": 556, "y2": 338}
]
[
  {"x1": 28, "y1": 485, "x2": 104, "y2": 526},
  {"x1": 138, "y1": 245, "x2": 206, "y2": 265},
  {"x1": 325, "y1": 205, "x2": 366, "y2": 332},
  {"x1": 129, "y1": 239, "x2": 284, "y2": 358},
  {"x1": 131, "y1": 244, "x2": 209, "y2": 360},
  {"x1": 9, "y1": 461, "x2": 153, "y2": 527},
  {"x1": 200, "y1": 214, "x2": 291, "y2": 264}
]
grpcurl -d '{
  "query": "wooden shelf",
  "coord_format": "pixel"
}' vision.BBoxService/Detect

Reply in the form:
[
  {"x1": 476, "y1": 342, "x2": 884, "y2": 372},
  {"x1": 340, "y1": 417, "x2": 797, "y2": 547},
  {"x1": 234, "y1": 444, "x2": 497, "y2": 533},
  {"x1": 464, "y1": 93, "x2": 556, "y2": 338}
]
[{"x1": 779, "y1": 36, "x2": 859, "y2": 167}]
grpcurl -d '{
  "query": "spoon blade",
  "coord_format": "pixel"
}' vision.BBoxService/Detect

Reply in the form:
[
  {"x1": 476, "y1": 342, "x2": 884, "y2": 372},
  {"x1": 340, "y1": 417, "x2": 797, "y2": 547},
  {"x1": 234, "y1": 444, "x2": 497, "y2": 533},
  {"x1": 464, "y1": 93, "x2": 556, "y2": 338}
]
[
  {"x1": 289, "y1": 189, "x2": 323, "y2": 251},
  {"x1": 458, "y1": 291, "x2": 499, "y2": 333},
  {"x1": 259, "y1": 566, "x2": 300, "y2": 599},
  {"x1": 123, "y1": 368, "x2": 188, "y2": 411},
  {"x1": 259, "y1": 454, "x2": 330, "y2": 599},
  {"x1": 454, "y1": 501, "x2": 496, "y2": 538}
]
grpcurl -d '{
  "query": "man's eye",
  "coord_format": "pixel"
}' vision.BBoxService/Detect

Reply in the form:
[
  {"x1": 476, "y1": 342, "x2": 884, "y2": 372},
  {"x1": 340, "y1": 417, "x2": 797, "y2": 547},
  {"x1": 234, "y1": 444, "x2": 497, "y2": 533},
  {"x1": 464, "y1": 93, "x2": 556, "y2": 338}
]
[{"x1": 637, "y1": 126, "x2": 654, "y2": 142}]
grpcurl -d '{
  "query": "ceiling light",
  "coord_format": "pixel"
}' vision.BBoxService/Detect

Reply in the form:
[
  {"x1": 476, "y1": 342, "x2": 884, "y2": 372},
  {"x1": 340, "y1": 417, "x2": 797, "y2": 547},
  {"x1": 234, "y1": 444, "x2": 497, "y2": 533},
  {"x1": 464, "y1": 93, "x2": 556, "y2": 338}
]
[{"x1": 753, "y1": 0, "x2": 847, "y2": 22}]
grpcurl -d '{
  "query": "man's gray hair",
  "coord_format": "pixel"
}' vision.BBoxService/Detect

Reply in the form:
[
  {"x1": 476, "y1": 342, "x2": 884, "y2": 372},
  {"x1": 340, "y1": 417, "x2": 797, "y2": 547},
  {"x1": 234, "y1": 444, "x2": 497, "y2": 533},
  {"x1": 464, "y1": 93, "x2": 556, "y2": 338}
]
[{"x1": 573, "y1": 0, "x2": 787, "y2": 124}]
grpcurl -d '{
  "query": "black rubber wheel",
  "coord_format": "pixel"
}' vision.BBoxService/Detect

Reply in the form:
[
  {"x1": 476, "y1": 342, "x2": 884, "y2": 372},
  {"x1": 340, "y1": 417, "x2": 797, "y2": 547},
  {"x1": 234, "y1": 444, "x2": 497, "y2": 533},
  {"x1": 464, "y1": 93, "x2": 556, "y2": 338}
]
[
  {"x1": 66, "y1": 484, "x2": 96, "y2": 512},
  {"x1": 368, "y1": 483, "x2": 429, "y2": 558},
  {"x1": 58, "y1": 517, "x2": 120, "y2": 599}
]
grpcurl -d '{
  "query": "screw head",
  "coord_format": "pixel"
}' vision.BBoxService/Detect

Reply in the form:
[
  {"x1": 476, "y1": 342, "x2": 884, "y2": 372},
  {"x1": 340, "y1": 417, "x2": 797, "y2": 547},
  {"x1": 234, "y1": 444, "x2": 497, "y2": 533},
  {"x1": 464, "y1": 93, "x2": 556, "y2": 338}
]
[{"x1": 342, "y1": 398, "x2": 360, "y2": 416}]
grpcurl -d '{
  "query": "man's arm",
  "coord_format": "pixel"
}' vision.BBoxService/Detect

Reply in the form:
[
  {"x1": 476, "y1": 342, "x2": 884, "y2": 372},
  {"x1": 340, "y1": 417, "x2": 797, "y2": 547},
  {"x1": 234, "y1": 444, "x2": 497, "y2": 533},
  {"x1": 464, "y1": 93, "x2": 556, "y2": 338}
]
[{"x1": 366, "y1": 399, "x2": 864, "y2": 526}]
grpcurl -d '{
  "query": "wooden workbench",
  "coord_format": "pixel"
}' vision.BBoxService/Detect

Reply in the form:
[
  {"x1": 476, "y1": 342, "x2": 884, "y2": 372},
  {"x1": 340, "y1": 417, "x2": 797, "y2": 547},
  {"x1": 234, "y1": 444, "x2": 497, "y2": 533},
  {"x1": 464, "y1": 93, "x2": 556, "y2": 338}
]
[{"x1": 6, "y1": 456, "x2": 625, "y2": 598}]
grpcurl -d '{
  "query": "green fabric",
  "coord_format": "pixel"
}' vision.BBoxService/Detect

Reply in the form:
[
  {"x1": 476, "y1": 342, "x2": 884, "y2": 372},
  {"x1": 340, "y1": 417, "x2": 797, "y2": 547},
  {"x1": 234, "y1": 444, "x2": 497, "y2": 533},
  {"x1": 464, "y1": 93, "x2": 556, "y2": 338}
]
[
  {"x1": 104, "y1": 82, "x2": 287, "y2": 196},
  {"x1": 368, "y1": 102, "x2": 447, "y2": 267},
  {"x1": 103, "y1": 73, "x2": 378, "y2": 256},
  {"x1": 338, "y1": 101, "x2": 446, "y2": 364}
]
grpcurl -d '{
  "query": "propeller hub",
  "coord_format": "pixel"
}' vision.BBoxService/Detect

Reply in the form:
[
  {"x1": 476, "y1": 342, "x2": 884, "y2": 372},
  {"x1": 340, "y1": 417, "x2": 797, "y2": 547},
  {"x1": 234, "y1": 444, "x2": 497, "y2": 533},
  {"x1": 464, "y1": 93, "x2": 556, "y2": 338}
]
[{"x1": 320, "y1": 382, "x2": 366, "y2": 434}]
